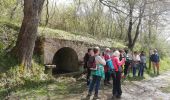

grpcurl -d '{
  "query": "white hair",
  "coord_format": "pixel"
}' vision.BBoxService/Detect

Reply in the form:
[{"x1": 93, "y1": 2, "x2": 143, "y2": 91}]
[
  {"x1": 105, "y1": 48, "x2": 110, "y2": 51},
  {"x1": 94, "y1": 46, "x2": 100, "y2": 50},
  {"x1": 113, "y1": 50, "x2": 120, "y2": 57}
]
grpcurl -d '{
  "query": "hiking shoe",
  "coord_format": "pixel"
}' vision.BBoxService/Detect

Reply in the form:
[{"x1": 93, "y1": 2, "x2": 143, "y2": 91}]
[
  {"x1": 107, "y1": 81, "x2": 112, "y2": 85},
  {"x1": 154, "y1": 71, "x2": 156, "y2": 74},
  {"x1": 104, "y1": 82, "x2": 109, "y2": 86},
  {"x1": 112, "y1": 95, "x2": 116, "y2": 99},
  {"x1": 116, "y1": 95, "x2": 121, "y2": 99},
  {"x1": 86, "y1": 94, "x2": 91, "y2": 99},
  {"x1": 93, "y1": 95, "x2": 101, "y2": 100},
  {"x1": 122, "y1": 75, "x2": 126, "y2": 79}
]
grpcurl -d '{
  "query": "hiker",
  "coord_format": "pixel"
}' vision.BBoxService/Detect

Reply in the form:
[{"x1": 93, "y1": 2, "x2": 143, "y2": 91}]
[
  {"x1": 123, "y1": 49, "x2": 132, "y2": 78},
  {"x1": 138, "y1": 51, "x2": 146, "y2": 77},
  {"x1": 111, "y1": 50, "x2": 125, "y2": 98},
  {"x1": 150, "y1": 49, "x2": 160, "y2": 75},
  {"x1": 119, "y1": 49, "x2": 124, "y2": 61},
  {"x1": 132, "y1": 51, "x2": 140, "y2": 77},
  {"x1": 119, "y1": 49, "x2": 125, "y2": 78},
  {"x1": 103, "y1": 48, "x2": 112, "y2": 85},
  {"x1": 84, "y1": 48, "x2": 93, "y2": 86},
  {"x1": 87, "y1": 47, "x2": 106, "y2": 99}
]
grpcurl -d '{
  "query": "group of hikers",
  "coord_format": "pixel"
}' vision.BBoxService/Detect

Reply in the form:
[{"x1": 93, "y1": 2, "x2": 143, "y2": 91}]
[{"x1": 83, "y1": 47, "x2": 160, "y2": 99}]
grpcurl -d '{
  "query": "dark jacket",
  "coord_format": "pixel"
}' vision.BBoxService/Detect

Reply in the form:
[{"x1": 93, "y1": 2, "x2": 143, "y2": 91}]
[
  {"x1": 150, "y1": 53, "x2": 160, "y2": 62},
  {"x1": 84, "y1": 53, "x2": 90, "y2": 69}
]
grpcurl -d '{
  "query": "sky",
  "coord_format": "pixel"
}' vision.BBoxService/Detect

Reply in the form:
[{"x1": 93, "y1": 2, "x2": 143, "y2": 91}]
[{"x1": 49, "y1": 0, "x2": 73, "y2": 6}]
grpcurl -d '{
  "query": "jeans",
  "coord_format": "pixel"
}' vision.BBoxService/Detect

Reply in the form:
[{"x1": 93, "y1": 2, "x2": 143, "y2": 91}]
[
  {"x1": 87, "y1": 68, "x2": 91, "y2": 86},
  {"x1": 104, "y1": 71, "x2": 111, "y2": 83},
  {"x1": 132, "y1": 63, "x2": 139, "y2": 77},
  {"x1": 138, "y1": 63, "x2": 146, "y2": 77},
  {"x1": 124, "y1": 62, "x2": 130, "y2": 76},
  {"x1": 112, "y1": 71, "x2": 122, "y2": 96},
  {"x1": 89, "y1": 75, "x2": 101, "y2": 96}
]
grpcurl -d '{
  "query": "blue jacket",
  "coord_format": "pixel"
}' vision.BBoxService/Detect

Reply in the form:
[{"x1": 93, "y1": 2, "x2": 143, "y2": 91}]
[{"x1": 150, "y1": 53, "x2": 160, "y2": 62}]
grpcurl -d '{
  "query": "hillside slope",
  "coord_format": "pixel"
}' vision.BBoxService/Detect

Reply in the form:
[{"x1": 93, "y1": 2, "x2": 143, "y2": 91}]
[{"x1": 0, "y1": 21, "x2": 126, "y2": 52}]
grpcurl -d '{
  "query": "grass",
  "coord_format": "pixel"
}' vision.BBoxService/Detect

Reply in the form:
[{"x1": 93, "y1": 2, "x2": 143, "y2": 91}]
[
  {"x1": 0, "y1": 20, "x2": 20, "y2": 31},
  {"x1": 0, "y1": 52, "x2": 49, "y2": 99},
  {"x1": 144, "y1": 57, "x2": 170, "y2": 78},
  {"x1": 0, "y1": 53, "x2": 18, "y2": 73},
  {"x1": 159, "y1": 57, "x2": 170, "y2": 73},
  {"x1": 39, "y1": 27, "x2": 126, "y2": 48},
  {"x1": 161, "y1": 86, "x2": 170, "y2": 93},
  {"x1": 0, "y1": 53, "x2": 86, "y2": 99},
  {"x1": 0, "y1": 20, "x2": 126, "y2": 49},
  {"x1": 0, "y1": 76, "x2": 86, "y2": 99},
  {"x1": 0, "y1": 79, "x2": 54, "y2": 99}
]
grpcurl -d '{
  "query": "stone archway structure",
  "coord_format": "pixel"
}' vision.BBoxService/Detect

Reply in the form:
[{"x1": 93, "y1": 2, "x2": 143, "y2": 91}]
[
  {"x1": 52, "y1": 47, "x2": 79, "y2": 74},
  {"x1": 35, "y1": 37, "x2": 112, "y2": 74}
]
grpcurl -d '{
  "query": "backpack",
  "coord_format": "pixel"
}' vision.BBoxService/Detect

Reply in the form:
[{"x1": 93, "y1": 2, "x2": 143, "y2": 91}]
[
  {"x1": 87, "y1": 56, "x2": 97, "y2": 70},
  {"x1": 106, "y1": 59, "x2": 114, "y2": 70}
]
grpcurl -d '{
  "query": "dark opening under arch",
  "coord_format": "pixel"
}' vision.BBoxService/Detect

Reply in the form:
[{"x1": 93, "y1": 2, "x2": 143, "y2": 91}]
[{"x1": 52, "y1": 47, "x2": 79, "y2": 74}]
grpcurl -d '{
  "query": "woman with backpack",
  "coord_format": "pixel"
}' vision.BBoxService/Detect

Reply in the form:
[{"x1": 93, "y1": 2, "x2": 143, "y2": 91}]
[
  {"x1": 87, "y1": 47, "x2": 106, "y2": 99},
  {"x1": 103, "y1": 48, "x2": 112, "y2": 85},
  {"x1": 111, "y1": 50, "x2": 125, "y2": 98}
]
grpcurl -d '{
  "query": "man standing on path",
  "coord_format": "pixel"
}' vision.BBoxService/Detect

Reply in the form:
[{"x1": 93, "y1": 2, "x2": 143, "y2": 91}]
[
  {"x1": 123, "y1": 49, "x2": 132, "y2": 78},
  {"x1": 150, "y1": 49, "x2": 160, "y2": 75},
  {"x1": 138, "y1": 51, "x2": 147, "y2": 77},
  {"x1": 84, "y1": 48, "x2": 93, "y2": 86},
  {"x1": 132, "y1": 51, "x2": 140, "y2": 77}
]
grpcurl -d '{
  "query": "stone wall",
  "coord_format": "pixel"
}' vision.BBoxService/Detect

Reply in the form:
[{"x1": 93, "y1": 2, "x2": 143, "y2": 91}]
[{"x1": 43, "y1": 38, "x2": 94, "y2": 64}]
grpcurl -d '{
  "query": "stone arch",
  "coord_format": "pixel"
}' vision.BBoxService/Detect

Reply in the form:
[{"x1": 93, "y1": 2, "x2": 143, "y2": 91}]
[{"x1": 52, "y1": 47, "x2": 79, "y2": 74}]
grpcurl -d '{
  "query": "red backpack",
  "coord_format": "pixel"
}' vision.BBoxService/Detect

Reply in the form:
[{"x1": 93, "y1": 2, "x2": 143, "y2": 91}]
[{"x1": 87, "y1": 56, "x2": 97, "y2": 70}]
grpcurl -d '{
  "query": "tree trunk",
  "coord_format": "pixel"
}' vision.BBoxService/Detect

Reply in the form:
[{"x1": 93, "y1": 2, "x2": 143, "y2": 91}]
[
  {"x1": 45, "y1": 0, "x2": 49, "y2": 26},
  {"x1": 128, "y1": 1, "x2": 146, "y2": 50},
  {"x1": 127, "y1": 5, "x2": 133, "y2": 50},
  {"x1": 148, "y1": 16, "x2": 152, "y2": 70},
  {"x1": 12, "y1": 0, "x2": 45, "y2": 68},
  {"x1": 131, "y1": 18, "x2": 142, "y2": 50}
]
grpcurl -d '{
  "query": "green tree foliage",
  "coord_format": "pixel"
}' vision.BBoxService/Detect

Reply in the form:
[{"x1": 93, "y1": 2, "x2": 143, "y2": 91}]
[
  {"x1": 0, "y1": 0, "x2": 170, "y2": 56},
  {"x1": 0, "y1": 0, "x2": 23, "y2": 22}
]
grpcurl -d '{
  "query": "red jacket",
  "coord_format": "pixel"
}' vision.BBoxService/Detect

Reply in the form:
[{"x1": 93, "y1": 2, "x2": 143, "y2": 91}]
[{"x1": 112, "y1": 56, "x2": 125, "y2": 72}]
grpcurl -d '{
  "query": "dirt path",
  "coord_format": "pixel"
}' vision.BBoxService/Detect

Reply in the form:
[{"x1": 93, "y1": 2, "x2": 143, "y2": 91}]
[
  {"x1": 5, "y1": 71, "x2": 170, "y2": 100},
  {"x1": 69, "y1": 72, "x2": 170, "y2": 100}
]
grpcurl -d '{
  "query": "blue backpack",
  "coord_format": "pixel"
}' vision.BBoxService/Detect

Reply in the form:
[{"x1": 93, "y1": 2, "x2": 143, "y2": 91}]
[{"x1": 106, "y1": 59, "x2": 114, "y2": 70}]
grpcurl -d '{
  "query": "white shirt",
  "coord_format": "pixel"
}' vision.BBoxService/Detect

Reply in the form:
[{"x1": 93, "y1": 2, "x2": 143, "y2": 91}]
[
  {"x1": 133, "y1": 55, "x2": 140, "y2": 62},
  {"x1": 95, "y1": 56, "x2": 106, "y2": 65}
]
